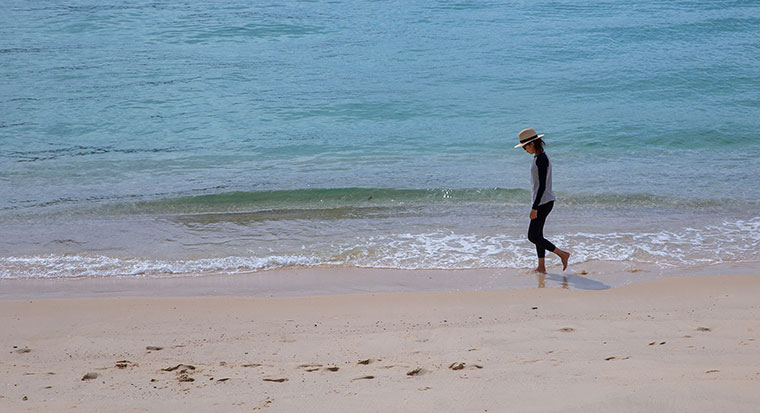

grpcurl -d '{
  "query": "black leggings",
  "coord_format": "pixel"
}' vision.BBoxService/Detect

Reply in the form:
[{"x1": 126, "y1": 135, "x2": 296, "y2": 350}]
[{"x1": 528, "y1": 201, "x2": 556, "y2": 258}]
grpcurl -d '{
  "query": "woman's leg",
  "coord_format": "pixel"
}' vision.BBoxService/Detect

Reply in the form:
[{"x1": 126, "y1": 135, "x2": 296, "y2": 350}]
[
  {"x1": 527, "y1": 202, "x2": 570, "y2": 271},
  {"x1": 528, "y1": 202, "x2": 556, "y2": 259}
]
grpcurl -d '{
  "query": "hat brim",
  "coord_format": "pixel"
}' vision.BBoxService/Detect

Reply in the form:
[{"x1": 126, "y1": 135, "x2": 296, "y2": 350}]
[{"x1": 514, "y1": 134, "x2": 544, "y2": 148}]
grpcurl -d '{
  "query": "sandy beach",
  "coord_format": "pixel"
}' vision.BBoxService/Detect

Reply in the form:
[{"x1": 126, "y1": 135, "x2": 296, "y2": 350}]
[{"x1": 2, "y1": 270, "x2": 759, "y2": 412}]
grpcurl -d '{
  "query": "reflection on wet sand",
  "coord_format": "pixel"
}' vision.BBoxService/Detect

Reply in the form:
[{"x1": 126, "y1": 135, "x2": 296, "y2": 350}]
[
  {"x1": 536, "y1": 272, "x2": 610, "y2": 290},
  {"x1": 536, "y1": 273, "x2": 568, "y2": 289}
]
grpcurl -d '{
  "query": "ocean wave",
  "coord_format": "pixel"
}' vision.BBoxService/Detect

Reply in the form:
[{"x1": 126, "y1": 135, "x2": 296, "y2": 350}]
[
  {"x1": 2, "y1": 218, "x2": 758, "y2": 279},
  {"x1": 35, "y1": 187, "x2": 748, "y2": 219},
  {"x1": 0, "y1": 254, "x2": 329, "y2": 279}
]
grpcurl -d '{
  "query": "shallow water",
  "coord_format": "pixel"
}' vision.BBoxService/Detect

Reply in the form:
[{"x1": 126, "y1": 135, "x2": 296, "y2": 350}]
[{"x1": 2, "y1": 0, "x2": 759, "y2": 278}]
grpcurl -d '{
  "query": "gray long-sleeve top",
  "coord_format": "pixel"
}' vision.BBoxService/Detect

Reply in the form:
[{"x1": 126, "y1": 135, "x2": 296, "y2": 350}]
[{"x1": 531, "y1": 152, "x2": 555, "y2": 209}]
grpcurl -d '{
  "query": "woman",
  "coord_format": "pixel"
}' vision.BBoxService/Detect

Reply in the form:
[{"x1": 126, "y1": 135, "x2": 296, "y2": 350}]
[{"x1": 514, "y1": 128, "x2": 570, "y2": 273}]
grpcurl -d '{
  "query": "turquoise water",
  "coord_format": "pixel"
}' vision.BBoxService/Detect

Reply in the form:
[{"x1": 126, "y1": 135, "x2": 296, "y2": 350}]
[{"x1": 2, "y1": 0, "x2": 759, "y2": 278}]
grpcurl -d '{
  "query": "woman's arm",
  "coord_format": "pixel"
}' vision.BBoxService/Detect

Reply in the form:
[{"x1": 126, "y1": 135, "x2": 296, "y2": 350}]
[{"x1": 532, "y1": 153, "x2": 549, "y2": 211}]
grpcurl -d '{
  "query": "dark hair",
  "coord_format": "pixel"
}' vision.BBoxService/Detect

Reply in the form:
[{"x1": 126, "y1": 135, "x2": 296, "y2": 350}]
[{"x1": 530, "y1": 138, "x2": 545, "y2": 153}]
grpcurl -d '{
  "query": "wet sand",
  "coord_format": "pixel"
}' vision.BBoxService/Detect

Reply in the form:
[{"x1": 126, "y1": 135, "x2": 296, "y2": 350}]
[
  {"x1": 1, "y1": 271, "x2": 759, "y2": 411},
  {"x1": 4, "y1": 261, "x2": 757, "y2": 300}
]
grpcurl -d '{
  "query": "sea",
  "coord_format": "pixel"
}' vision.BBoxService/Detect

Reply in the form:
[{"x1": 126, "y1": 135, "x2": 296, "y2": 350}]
[{"x1": 1, "y1": 0, "x2": 759, "y2": 280}]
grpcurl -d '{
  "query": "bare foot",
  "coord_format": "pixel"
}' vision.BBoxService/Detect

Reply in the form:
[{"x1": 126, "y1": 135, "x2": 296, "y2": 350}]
[
  {"x1": 558, "y1": 250, "x2": 570, "y2": 271},
  {"x1": 534, "y1": 267, "x2": 547, "y2": 274}
]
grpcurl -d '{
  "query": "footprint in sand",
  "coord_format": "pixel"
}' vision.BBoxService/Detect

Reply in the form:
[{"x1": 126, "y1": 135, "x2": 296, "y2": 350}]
[
  {"x1": 161, "y1": 364, "x2": 195, "y2": 372},
  {"x1": 177, "y1": 374, "x2": 194, "y2": 382},
  {"x1": 81, "y1": 372, "x2": 98, "y2": 381},
  {"x1": 298, "y1": 364, "x2": 338, "y2": 372},
  {"x1": 558, "y1": 328, "x2": 575, "y2": 333},
  {"x1": 351, "y1": 376, "x2": 375, "y2": 381},
  {"x1": 450, "y1": 362, "x2": 465, "y2": 370},
  {"x1": 407, "y1": 368, "x2": 426, "y2": 376},
  {"x1": 161, "y1": 364, "x2": 197, "y2": 382},
  {"x1": 450, "y1": 362, "x2": 483, "y2": 370},
  {"x1": 298, "y1": 363, "x2": 322, "y2": 372},
  {"x1": 252, "y1": 397, "x2": 274, "y2": 411},
  {"x1": 115, "y1": 360, "x2": 138, "y2": 369},
  {"x1": 263, "y1": 378, "x2": 288, "y2": 383},
  {"x1": 241, "y1": 363, "x2": 270, "y2": 368},
  {"x1": 696, "y1": 327, "x2": 711, "y2": 332}
]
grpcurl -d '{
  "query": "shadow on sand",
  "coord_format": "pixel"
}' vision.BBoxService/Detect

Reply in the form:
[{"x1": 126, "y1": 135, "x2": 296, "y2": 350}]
[{"x1": 536, "y1": 272, "x2": 610, "y2": 290}]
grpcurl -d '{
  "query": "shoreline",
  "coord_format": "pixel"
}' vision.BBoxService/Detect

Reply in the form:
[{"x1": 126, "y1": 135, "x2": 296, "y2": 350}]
[
  {"x1": 1, "y1": 261, "x2": 759, "y2": 300},
  {"x1": 3, "y1": 214, "x2": 758, "y2": 281},
  {"x1": 2, "y1": 273, "x2": 759, "y2": 411}
]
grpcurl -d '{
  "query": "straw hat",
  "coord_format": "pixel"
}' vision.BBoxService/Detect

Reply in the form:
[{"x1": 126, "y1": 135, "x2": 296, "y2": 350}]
[{"x1": 514, "y1": 128, "x2": 544, "y2": 148}]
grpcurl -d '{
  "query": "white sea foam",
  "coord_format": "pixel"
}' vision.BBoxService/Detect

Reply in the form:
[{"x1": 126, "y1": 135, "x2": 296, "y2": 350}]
[
  {"x1": 1, "y1": 218, "x2": 758, "y2": 279},
  {"x1": 0, "y1": 254, "x2": 330, "y2": 279}
]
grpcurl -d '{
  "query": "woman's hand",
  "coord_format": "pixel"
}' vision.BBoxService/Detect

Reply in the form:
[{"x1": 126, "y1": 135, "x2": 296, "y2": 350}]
[{"x1": 530, "y1": 209, "x2": 537, "y2": 220}]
